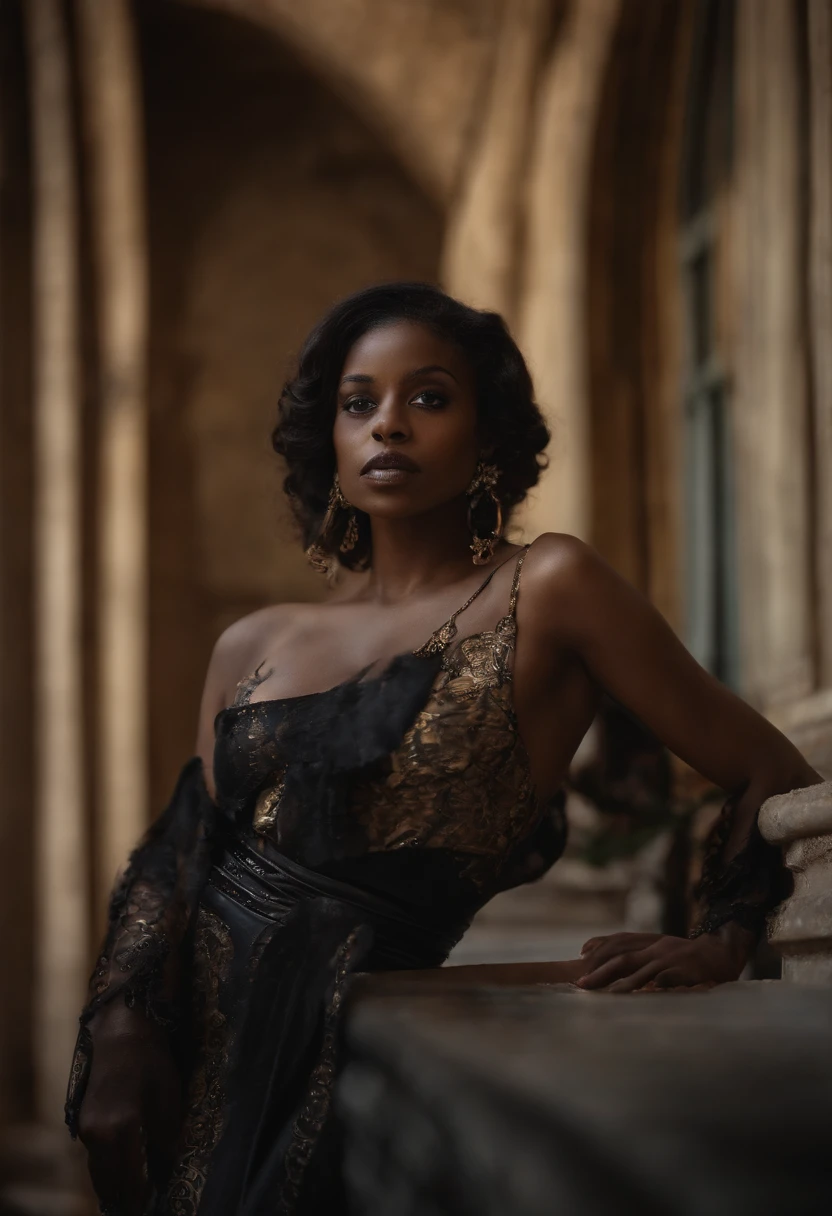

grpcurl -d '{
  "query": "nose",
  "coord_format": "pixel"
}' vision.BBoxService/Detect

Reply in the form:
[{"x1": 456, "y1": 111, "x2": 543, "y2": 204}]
[{"x1": 371, "y1": 396, "x2": 411, "y2": 445}]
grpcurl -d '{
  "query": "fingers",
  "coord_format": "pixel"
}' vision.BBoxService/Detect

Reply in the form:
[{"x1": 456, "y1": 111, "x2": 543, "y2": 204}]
[
  {"x1": 652, "y1": 969, "x2": 716, "y2": 991},
  {"x1": 576, "y1": 934, "x2": 726, "y2": 993},
  {"x1": 80, "y1": 1032, "x2": 182, "y2": 1207},
  {"x1": 579, "y1": 933, "x2": 661, "y2": 971},
  {"x1": 82, "y1": 1114, "x2": 147, "y2": 1216},
  {"x1": 577, "y1": 948, "x2": 653, "y2": 990},
  {"x1": 578, "y1": 933, "x2": 661, "y2": 982},
  {"x1": 652, "y1": 968, "x2": 686, "y2": 989},
  {"x1": 606, "y1": 959, "x2": 667, "y2": 993}
]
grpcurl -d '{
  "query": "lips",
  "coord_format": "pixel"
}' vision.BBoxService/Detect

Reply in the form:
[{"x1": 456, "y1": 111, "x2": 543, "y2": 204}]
[{"x1": 360, "y1": 451, "x2": 420, "y2": 475}]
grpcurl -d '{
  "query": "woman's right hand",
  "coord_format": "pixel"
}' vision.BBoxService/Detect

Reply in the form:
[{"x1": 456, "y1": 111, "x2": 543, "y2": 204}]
[{"x1": 78, "y1": 1003, "x2": 183, "y2": 1215}]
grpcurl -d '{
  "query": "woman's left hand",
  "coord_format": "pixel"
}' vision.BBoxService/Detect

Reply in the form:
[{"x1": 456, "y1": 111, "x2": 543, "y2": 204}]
[{"x1": 576, "y1": 931, "x2": 746, "y2": 992}]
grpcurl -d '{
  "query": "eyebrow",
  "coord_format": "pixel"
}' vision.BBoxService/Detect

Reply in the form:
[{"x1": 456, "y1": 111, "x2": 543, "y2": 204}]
[{"x1": 340, "y1": 365, "x2": 459, "y2": 387}]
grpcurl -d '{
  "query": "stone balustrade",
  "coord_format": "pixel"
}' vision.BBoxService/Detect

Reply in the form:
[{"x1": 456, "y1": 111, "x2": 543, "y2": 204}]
[
  {"x1": 340, "y1": 981, "x2": 832, "y2": 1215},
  {"x1": 759, "y1": 781, "x2": 832, "y2": 984}
]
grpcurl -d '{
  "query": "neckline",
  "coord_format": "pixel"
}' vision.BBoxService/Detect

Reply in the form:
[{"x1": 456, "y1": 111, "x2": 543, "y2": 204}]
[
  {"x1": 215, "y1": 628, "x2": 477, "y2": 726},
  {"x1": 216, "y1": 545, "x2": 530, "y2": 725}
]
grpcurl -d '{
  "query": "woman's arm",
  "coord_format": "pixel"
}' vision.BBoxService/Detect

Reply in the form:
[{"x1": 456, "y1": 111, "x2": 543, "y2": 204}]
[
  {"x1": 71, "y1": 629, "x2": 242, "y2": 1210},
  {"x1": 73, "y1": 753, "x2": 219, "y2": 1210},
  {"x1": 77, "y1": 619, "x2": 239, "y2": 1051},
  {"x1": 194, "y1": 612, "x2": 266, "y2": 798},
  {"x1": 519, "y1": 534, "x2": 823, "y2": 990}
]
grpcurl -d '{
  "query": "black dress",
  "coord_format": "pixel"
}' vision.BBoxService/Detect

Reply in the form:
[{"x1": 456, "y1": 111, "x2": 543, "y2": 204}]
[{"x1": 65, "y1": 545, "x2": 784, "y2": 1214}]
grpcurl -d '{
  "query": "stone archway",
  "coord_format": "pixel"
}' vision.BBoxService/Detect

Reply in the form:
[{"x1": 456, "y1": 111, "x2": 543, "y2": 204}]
[
  {"x1": 137, "y1": 1, "x2": 444, "y2": 803},
  {"x1": 177, "y1": 0, "x2": 502, "y2": 205}
]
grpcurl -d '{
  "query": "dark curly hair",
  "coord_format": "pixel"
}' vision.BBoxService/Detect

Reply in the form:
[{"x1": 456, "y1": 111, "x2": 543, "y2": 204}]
[{"x1": 272, "y1": 282, "x2": 549, "y2": 570}]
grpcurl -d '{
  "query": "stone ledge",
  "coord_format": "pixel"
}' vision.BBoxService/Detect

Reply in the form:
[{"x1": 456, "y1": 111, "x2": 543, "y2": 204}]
[
  {"x1": 758, "y1": 780, "x2": 832, "y2": 845},
  {"x1": 759, "y1": 781, "x2": 832, "y2": 984},
  {"x1": 340, "y1": 983, "x2": 832, "y2": 1216}
]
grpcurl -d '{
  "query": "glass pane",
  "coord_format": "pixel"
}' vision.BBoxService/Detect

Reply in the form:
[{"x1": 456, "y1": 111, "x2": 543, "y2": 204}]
[
  {"x1": 690, "y1": 250, "x2": 711, "y2": 368},
  {"x1": 713, "y1": 396, "x2": 740, "y2": 687},
  {"x1": 681, "y1": 0, "x2": 739, "y2": 688},
  {"x1": 685, "y1": 396, "x2": 717, "y2": 671},
  {"x1": 684, "y1": 389, "x2": 740, "y2": 686}
]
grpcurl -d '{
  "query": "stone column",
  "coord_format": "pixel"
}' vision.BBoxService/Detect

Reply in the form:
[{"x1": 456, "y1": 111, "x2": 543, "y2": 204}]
[
  {"x1": 25, "y1": 0, "x2": 88, "y2": 1123},
  {"x1": 759, "y1": 782, "x2": 832, "y2": 985},
  {"x1": 517, "y1": 0, "x2": 620, "y2": 541},
  {"x1": 808, "y1": 0, "x2": 832, "y2": 689},
  {"x1": 733, "y1": 0, "x2": 814, "y2": 707},
  {"x1": 77, "y1": 0, "x2": 149, "y2": 912},
  {"x1": 441, "y1": 0, "x2": 549, "y2": 322}
]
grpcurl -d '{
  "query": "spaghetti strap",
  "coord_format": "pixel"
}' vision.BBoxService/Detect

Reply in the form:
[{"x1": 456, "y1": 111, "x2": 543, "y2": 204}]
[
  {"x1": 507, "y1": 543, "x2": 529, "y2": 619},
  {"x1": 414, "y1": 545, "x2": 531, "y2": 658}
]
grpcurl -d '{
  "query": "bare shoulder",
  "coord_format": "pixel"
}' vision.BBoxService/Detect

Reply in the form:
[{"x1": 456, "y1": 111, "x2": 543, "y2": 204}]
[
  {"x1": 518, "y1": 533, "x2": 623, "y2": 641},
  {"x1": 195, "y1": 604, "x2": 298, "y2": 776},
  {"x1": 523, "y1": 531, "x2": 594, "y2": 575},
  {"x1": 207, "y1": 602, "x2": 309, "y2": 696},
  {"x1": 521, "y1": 532, "x2": 608, "y2": 596}
]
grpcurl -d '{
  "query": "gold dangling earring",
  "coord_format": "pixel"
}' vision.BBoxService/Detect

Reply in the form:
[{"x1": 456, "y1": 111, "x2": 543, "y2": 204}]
[
  {"x1": 340, "y1": 509, "x2": 359, "y2": 554},
  {"x1": 306, "y1": 474, "x2": 349, "y2": 574},
  {"x1": 466, "y1": 460, "x2": 503, "y2": 565}
]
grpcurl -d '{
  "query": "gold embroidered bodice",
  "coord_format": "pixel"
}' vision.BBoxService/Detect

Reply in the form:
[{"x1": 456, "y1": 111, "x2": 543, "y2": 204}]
[
  {"x1": 213, "y1": 546, "x2": 564, "y2": 898},
  {"x1": 347, "y1": 557, "x2": 536, "y2": 887}
]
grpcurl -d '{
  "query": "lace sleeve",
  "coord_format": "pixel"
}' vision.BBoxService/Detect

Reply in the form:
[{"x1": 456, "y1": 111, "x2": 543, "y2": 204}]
[
  {"x1": 66, "y1": 757, "x2": 220, "y2": 1137},
  {"x1": 689, "y1": 790, "x2": 790, "y2": 939}
]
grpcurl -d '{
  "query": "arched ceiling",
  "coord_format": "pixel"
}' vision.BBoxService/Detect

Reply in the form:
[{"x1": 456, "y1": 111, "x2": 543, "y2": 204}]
[{"x1": 177, "y1": 0, "x2": 503, "y2": 203}]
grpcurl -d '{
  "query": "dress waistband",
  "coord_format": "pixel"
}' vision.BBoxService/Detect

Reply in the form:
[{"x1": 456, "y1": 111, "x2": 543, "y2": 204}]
[{"x1": 204, "y1": 833, "x2": 467, "y2": 970}]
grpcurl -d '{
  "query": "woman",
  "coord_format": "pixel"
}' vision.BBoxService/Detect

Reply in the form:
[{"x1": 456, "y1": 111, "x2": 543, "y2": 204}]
[{"x1": 69, "y1": 283, "x2": 821, "y2": 1214}]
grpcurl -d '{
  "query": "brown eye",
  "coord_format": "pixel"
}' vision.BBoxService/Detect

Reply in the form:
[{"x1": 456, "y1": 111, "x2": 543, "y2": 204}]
[
  {"x1": 412, "y1": 389, "x2": 448, "y2": 409},
  {"x1": 343, "y1": 396, "x2": 376, "y2": 415}
]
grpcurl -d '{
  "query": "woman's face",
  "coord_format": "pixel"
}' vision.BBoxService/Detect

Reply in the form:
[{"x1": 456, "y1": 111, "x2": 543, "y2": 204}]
[{"x1": 333, "y1": 320, "x2": 480, "y2": 520}]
